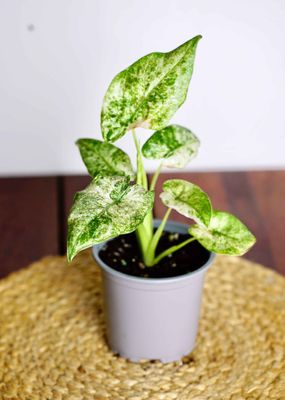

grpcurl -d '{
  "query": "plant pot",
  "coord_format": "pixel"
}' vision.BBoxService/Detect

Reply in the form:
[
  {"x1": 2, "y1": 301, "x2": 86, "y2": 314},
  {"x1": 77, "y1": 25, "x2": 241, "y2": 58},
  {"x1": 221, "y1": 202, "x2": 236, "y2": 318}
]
[{"x1": 92, "y1": 220, "x2": 215, "y2": 363}]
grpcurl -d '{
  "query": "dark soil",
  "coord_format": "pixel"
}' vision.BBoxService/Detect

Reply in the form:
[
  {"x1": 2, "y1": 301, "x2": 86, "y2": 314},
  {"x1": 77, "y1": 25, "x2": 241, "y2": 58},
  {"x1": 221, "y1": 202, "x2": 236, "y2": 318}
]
[{"x1": 99, "y1": 231, "x2": 210, "y2": 279}]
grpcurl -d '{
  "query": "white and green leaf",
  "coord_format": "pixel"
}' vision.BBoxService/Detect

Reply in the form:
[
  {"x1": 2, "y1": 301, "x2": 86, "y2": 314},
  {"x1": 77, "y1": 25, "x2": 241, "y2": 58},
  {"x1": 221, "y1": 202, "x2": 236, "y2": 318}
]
[
  {"x1": 189, "y1": 210, "x2": 256, "y2": 256},
  {"x1": 142, "y1": 124, "x2": 200, "y2": 168},
  {"x1": 67, "y1": 176, "x2": 154, "y2": 261},
  {"x1": 101, "y1": 36, "x2": 202, "y2": 142},
  {"x1": 160, "y1": 179, "x2": 212, "y2": 227},
  {"x1": 77, "y1": 138, "x2": 135, "y2": 179}
]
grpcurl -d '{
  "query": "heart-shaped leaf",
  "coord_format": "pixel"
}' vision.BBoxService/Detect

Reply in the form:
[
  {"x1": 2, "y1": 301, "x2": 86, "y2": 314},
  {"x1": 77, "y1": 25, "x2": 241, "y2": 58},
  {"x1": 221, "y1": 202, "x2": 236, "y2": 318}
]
[
  {"x1": 142, "y1": 124, "x2": 200, "y2": 168},
  {"x1": 101, "y1": 36, "x2": 202, "y2": 142},
  {"x1": 77, "y1": 138, "x2": 135, "y2": 179},
  {"x1": 67, "y1": 176, "x2": 154, "y2": 261},
  {"x1": 160, "y1": 179, "x2": 212, "y2": 227},
  {"x1": 189, "y1": 210, "x2": 256, "y2": 255}
]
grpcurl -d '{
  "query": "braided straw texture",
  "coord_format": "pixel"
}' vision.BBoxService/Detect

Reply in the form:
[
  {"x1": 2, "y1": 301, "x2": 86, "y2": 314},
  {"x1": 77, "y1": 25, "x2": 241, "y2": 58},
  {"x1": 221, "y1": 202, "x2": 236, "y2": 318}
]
[{"x1": 0, "y1": 251, "x2": 284, "y2": 400}]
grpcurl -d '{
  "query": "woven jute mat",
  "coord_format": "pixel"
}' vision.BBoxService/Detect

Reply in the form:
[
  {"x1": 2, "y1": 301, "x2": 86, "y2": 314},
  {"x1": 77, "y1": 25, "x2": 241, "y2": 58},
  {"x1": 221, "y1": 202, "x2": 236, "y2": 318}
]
[{"x1": 0, "y1": 252, "x2": 284, "y2": 400}]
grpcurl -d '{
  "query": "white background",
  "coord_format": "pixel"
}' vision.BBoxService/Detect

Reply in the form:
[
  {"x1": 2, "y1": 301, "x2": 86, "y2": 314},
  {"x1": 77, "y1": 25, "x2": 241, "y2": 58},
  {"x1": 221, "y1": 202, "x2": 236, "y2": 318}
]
[{"x1": 0, "y1": 0, "x2": 284, "y2": 176}]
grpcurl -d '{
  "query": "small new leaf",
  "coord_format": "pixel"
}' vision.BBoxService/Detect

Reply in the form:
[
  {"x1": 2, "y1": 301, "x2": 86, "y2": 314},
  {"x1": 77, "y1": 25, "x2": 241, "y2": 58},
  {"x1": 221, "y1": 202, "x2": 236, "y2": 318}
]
[
  {"x1": 160, "y1": 179, "x2": 212, "y2": 227},
  {"x1": 142, "y1": 124, "x2": 200, "y2": 168},
  {"x1": 77, "y1": 138, "x2": 135, "y2": 179},
  {"x1": 67, "y1": 176, "x2": 154, "y2": 261},
  {"x1": 101, "y1": 36, "x2": 202, "y2": 142},
  {"x1": 189, "y1": 210, "x2": 256, "y2": 256}
]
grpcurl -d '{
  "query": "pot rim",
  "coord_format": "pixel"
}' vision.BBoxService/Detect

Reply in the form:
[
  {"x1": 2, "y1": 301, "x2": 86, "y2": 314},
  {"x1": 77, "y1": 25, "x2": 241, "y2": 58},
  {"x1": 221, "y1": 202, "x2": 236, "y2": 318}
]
[{"x1": 92, "y1": 219, "x2": 216, "y2": 285}]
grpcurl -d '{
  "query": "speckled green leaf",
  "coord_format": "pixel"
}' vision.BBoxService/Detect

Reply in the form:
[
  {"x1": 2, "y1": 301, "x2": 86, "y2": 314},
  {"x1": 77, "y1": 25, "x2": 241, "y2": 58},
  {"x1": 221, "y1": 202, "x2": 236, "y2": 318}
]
[
  {"x1": 77, "y1": 138, "x2": 135, "y2": 179},
  {"x1": 67, "y1": 176, "x2": 154, "y2": 261},
  {"x1": 160, "y1": 179, "x2": 212, "y2": 227},
  {"x1": 189, "y1": 210, "x2": 256, "y2": 255},
  {"x1": 142, "y1": 124, "x2": 200, "y2": 168},
  {"x1": 101, "y1": 36, "x2": 202, "y2": 142}
]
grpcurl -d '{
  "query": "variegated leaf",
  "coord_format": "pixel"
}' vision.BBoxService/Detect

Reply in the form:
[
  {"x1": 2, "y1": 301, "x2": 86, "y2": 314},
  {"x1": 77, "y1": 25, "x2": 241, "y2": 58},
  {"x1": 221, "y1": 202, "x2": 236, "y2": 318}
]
[
  {"x1": 142, "y1": 124, "x2": 200, "y2": 168},
  {"x1": 67, "y1": 176, "x2": 154, "y2": 261},
  {"x1": 101, "y1": 36, "x2": 202, "y2": 142},
  {"x1": 77, "y1": 138, "x2": 135, "y2": 179},
  {"x1": 189, "y1": 210, "x2": 256, "y2": 255},
  {"x1": 160, "y1": 179, "x2": 212, "y2": 227}
]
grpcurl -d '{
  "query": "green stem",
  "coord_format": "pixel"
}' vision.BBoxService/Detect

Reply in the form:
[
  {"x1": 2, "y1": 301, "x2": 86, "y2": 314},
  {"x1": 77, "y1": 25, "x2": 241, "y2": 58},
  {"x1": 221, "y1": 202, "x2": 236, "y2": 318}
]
[
  {"x1": 152, "y1": 237, "x2": 196, "y2": 265},
  {"x1": 150, "y1": 162, "x2": 162, "y2": 191},
  {"x1": 132, "y1": 130, "x2": 148, "y2": 190},
  {"x1": 132, "y1": 129, "x2": 153, "y2": 262},
  {"x1": 144, "y1": 208, "x2": 171, "y2": 267}
]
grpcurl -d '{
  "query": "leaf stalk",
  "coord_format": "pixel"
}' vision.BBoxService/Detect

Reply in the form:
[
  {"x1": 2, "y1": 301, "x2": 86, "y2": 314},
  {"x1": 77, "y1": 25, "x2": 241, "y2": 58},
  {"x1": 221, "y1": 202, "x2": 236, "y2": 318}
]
[
  {"x1": 144, "y1": 208, "x2": 171, "y2": 266},
  {"x1": 150, "y1": 163, "x2": 162, "y2": 191},
  {"x1": 152, "y1": 237, "x2": 196, "y2": 266}
]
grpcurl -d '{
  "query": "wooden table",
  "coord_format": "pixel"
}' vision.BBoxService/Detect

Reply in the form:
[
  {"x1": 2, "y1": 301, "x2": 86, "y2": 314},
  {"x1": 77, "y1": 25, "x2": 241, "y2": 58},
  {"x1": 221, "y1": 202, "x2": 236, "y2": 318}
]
[{"x1": 1, "y1": 171, "x2": 284, "y2": 279}]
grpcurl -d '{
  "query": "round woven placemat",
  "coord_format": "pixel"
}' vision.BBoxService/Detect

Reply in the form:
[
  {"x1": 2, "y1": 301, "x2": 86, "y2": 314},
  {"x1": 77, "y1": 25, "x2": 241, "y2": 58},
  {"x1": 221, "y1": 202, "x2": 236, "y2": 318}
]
[{"x1": 0, "y1": 252, "x2": 284, "y2": 400}]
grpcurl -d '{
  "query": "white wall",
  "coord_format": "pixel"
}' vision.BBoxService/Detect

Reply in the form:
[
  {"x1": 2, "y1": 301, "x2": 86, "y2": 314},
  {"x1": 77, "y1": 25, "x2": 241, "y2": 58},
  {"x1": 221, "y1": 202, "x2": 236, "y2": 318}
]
[{"x1": 0, "y1": 0, "x2": 284, "y2": 176}]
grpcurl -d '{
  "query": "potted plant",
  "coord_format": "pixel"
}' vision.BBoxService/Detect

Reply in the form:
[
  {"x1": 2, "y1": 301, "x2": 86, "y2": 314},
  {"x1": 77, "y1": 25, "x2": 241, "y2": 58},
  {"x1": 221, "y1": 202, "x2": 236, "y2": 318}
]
[{"x1": 67, "y1": 36, "x2": 256, "y2": 363}]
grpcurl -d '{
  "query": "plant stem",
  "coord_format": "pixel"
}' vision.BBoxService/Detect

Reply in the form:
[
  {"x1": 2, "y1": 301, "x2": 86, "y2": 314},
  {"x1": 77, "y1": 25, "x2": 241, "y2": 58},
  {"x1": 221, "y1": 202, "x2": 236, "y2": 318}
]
[
  {"x1": 132, "y1": 129, "x2": 153, "y2": 262},
  {"x1": 152, "y1": 237, "x2": 196, "y2": 265},
  {"x1": 132, "y1": 130, "x2": 148, "y2": 190},
  {"x1": 150, "y1": 162, "x2": 162, "y2": 191},
  {"x1": 144, "y1": 208, "x2": 171, "y2": 266}
]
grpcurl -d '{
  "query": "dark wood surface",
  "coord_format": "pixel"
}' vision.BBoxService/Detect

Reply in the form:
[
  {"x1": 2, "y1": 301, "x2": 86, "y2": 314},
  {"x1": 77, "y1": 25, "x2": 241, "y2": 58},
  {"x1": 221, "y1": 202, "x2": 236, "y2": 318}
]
[{"x1": 1, "y1": 171, "x2": 284, "y2": 279}]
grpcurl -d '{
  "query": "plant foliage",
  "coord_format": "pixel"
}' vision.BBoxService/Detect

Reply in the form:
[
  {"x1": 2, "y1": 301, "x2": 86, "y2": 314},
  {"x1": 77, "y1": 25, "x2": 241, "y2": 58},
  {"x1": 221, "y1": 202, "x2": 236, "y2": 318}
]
[
  {"x1": 67, "y1": 176, "x2": 154, "y2": 261},
  {"x1": 77, "y1": 138, "x2": 134, "y2": 179},
  {"x1": 67, "y1": 36, "x2": 256, "y2": 266},
  {"x1": 160, "y1": 179, "x2": 212, "y2": 227},
  {"x1": 101, "y1": 36, "x2": 202, "y2": 142},
  {"x1": 189, "y1": 211, "x2": 256, "y2": 255},
  {"x1": 142, "y1": 125, "x2": 200, "y2": 168}
]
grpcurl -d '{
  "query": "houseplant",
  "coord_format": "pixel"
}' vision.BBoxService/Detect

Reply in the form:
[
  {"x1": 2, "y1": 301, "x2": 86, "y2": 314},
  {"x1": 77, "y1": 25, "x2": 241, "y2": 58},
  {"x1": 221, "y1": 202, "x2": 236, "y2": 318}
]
[{"x1": 67, "y1": 36, "x2": 256, "y2": 362}]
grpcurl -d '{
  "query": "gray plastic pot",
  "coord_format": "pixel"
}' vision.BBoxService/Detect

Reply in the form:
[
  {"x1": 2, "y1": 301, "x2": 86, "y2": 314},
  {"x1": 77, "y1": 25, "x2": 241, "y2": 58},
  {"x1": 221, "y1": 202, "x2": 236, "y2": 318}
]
[{"x1": 92, "y1": 220, "x2": 215, "y2": 363}]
